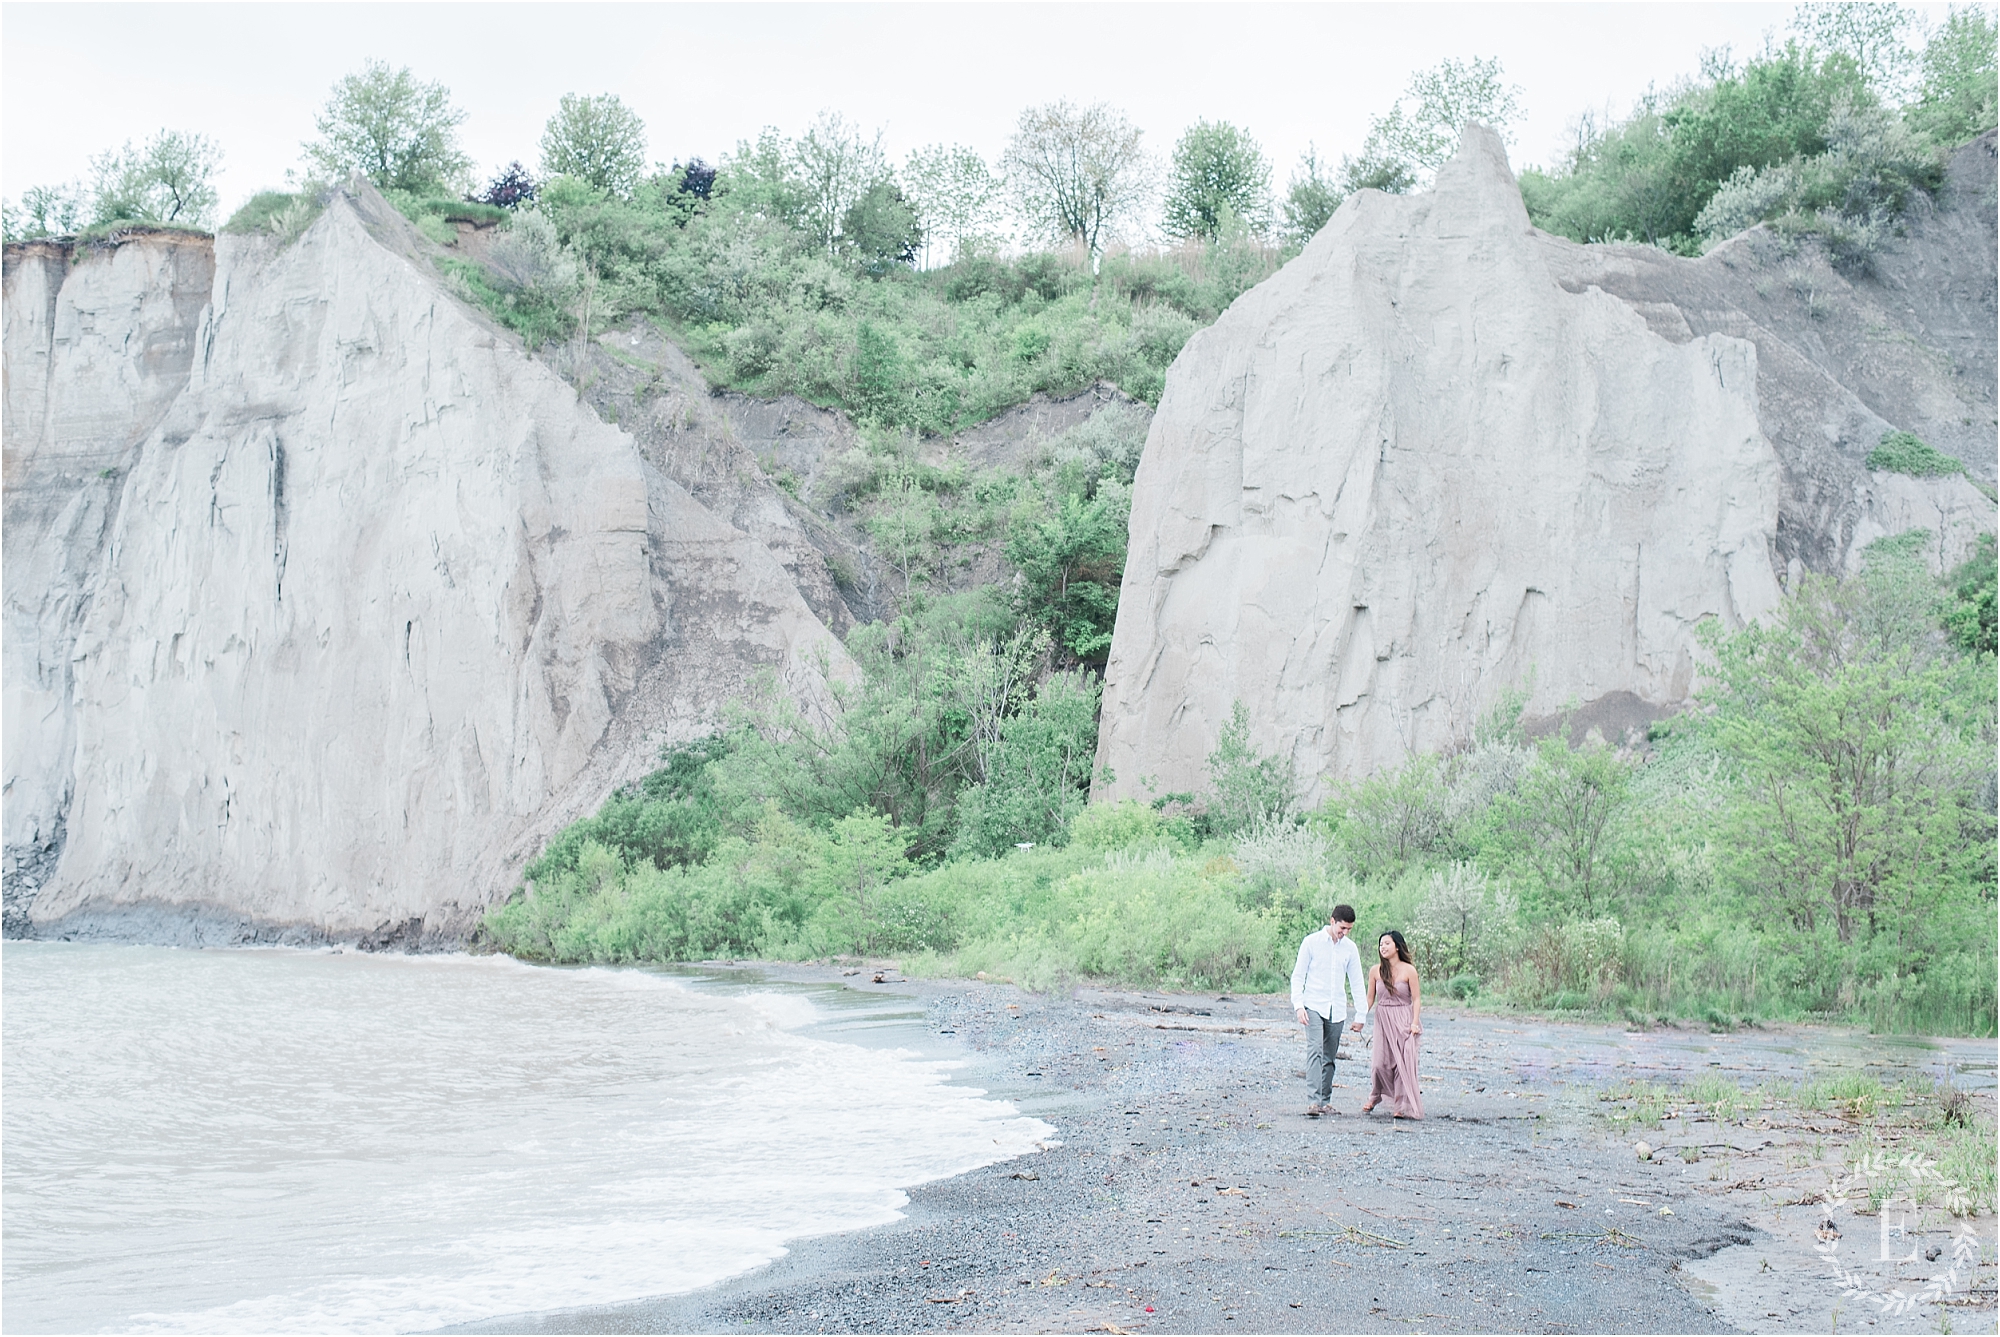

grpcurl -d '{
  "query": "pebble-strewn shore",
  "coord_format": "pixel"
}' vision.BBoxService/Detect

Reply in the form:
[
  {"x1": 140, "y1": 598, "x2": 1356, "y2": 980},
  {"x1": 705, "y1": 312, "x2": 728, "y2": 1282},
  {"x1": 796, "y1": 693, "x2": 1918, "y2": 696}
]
[{"x1": 445, "y1": 966, "x2": 1996, "y2": 1335}]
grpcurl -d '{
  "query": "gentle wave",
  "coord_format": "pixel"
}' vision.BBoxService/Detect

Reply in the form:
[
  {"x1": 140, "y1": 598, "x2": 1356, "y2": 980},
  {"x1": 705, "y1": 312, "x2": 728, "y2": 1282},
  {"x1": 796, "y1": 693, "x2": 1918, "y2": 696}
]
[{"x1": 3, "y1": 942, "x2": 1049, "y2": 1333}]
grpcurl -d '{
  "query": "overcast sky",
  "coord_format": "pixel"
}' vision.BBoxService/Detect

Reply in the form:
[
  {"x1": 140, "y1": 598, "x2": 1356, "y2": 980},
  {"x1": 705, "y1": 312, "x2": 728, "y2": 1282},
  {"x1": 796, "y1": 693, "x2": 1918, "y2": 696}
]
[{"x1": 0, "y1": 1, "x2": 1961, "y2": 227}]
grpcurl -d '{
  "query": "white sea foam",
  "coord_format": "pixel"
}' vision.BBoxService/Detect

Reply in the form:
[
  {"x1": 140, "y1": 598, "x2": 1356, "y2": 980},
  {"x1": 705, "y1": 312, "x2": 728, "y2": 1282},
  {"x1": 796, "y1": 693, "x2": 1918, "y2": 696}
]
[{"x1": 2, "y1": 942, "x2": 1050, "y2": 1334}]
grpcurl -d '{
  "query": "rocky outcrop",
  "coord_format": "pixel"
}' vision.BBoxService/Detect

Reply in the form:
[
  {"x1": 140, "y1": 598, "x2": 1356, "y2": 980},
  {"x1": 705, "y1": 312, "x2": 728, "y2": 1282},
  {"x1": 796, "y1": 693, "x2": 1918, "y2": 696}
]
[
  {"x1": 2, "y1": 184, "x2": 848, "y2": 944},
  {"x1": 1097, "y1": 125, "x2": 1995, "y2": 805}
]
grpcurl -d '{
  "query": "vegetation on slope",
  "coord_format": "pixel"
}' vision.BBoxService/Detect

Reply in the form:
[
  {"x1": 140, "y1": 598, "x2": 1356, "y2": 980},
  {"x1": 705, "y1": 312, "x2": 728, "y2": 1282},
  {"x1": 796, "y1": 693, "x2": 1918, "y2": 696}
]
[
  {"x1": 1519, "y1": 5, "x2": 1997, "y2": 259},
  {"x1": 489, "y1": 536, "x2": 1997, "y2": 1037}
]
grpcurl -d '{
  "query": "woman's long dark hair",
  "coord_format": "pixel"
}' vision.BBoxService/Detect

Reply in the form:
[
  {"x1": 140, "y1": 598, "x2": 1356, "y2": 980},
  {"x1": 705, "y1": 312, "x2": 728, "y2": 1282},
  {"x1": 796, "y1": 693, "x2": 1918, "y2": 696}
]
[{"x1": 1377, "y1": 929, "x2": 1413, "y2": 967}]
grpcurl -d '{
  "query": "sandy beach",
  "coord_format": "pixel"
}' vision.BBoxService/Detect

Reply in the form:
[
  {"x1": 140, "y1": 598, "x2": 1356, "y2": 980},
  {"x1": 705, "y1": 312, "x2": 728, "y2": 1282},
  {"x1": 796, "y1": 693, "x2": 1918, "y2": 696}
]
[{"x1": 444, "y1": 966, "x2": 1997, "y2": 1336}]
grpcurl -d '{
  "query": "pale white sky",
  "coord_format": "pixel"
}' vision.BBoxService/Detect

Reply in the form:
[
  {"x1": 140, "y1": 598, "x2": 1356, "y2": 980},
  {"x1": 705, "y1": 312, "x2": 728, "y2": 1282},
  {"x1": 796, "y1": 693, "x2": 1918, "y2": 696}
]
[{"x1": 0, "y1": 1, "x2": 1960, "y2": 226}]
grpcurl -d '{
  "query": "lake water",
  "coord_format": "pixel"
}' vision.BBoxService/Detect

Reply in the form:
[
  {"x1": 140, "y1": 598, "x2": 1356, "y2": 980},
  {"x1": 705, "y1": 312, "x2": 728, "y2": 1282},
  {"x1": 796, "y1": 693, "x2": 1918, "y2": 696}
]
[{"x1": 1, "y1": 943, "x2": 1052, "y2": 1333}]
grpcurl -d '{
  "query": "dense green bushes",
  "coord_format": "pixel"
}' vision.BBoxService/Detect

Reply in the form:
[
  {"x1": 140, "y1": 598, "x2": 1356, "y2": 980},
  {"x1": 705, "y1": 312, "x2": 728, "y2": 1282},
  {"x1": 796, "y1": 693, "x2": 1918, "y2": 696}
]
[
  {"x1": 1520, "y1": 10, "x2": 1996, "y2": 257},
  {"x1": 529, "y1": 167, "x2": 1280, "y2": 428},
  {"x1": 432, "y1": 172, "x2": 1280, "y2": 427},
  {"x1": 488, "y1": 529, "x2": 1997, "y2": 1036}
]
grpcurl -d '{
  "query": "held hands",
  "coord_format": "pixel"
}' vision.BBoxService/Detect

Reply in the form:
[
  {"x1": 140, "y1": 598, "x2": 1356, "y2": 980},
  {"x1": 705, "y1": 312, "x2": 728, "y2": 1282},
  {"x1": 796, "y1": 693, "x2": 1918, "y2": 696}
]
[{"x1": 1348, "y1": 1021, "x2": 1363, "y2": 1033}]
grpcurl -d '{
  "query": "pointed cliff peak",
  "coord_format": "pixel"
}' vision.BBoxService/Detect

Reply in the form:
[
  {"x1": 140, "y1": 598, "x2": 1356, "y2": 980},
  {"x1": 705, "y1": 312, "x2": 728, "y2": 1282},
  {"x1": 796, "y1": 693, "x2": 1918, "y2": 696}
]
[{"x1": 1427, "y1": 121, "x2": 1532, "y2": 234}]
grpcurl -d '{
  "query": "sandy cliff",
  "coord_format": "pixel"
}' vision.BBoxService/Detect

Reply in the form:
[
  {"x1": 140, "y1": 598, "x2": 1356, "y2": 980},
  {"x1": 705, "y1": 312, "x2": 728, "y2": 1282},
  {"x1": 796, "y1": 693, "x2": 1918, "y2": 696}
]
[
  {"x1": 2, "y1": 185, "x2": 848, "y2": 943},
  {"x1": 1096, "y1": 125, "x2": 1995, "y2": 805}
]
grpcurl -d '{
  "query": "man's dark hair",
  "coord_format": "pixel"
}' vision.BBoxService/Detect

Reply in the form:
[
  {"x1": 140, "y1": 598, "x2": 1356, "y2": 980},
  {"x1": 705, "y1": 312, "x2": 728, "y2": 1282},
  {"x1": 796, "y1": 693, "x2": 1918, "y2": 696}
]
[{"x1": 1331, "y1": 904, "x2": 1356, "y2": 925}]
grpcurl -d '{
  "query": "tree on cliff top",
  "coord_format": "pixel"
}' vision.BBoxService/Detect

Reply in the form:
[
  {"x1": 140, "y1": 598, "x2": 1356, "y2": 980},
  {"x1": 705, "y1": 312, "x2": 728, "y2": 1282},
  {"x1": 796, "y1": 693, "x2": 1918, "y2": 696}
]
[
  {"x1": 2, "y1": 183, "x2": 86, "y2": 241},
  {"x1": 1907, "y1": 5, "x2": 2000, "y2": 145},
  {"x1": 303, "y1": 61, "x2": 471, "y2": 195},
  {"x1": 1280, "y1": 144, "x2": 1344, "y2": 244},
  {"x1": 792, "y1": 111, "x2": 891, "y2": 257},
  {"x1": 1162, "y1": 119, "x2": 1272, "y2": 240},
  {"x1": 1003, "y1": 101, "x2": 1151, "y2": 260},
  {"x1": 902, "y1": 143, "x2": 1002, "y2": 267},
  {"x1": 1341, "y1": 56, "x2": 1524, "y2": 194},
  {"x1": 89, "y1": 130, "x2": 223, "y2": 228},
  {"x1": 539, "y1": 93, "x2": 648, "y2": 198}
]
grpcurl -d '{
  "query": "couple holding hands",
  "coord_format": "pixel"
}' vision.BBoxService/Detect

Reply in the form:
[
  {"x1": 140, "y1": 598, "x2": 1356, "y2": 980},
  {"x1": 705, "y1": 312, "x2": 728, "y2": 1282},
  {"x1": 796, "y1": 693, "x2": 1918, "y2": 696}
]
[{"x1": 1290, "y1": 905, "x2": 1424, "y2": 1119}]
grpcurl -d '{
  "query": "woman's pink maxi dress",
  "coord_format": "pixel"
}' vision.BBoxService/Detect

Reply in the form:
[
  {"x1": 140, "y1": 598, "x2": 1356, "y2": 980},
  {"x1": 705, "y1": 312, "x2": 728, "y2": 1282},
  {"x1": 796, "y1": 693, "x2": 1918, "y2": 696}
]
[{"x1": 1369, "y1": 975, "x2": 1424, "y2": 1119}]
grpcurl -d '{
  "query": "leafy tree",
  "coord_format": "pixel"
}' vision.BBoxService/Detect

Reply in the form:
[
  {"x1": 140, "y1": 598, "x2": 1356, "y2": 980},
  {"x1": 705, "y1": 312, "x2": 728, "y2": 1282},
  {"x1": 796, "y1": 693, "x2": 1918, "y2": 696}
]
[
  {"x1": 841, "y1": 180, "x2": 920, "y2": 275},
  {"x1": 1205, "y1": 701, "x2": 1298, "y2": 836},
  {"x1": 1004, "y1": 480, "x2": 1129, "y2": 662},
  {"x1": 1908, "y1": 5, "x2": 2000, "y2": 145},
  {"x1": 851, "y1": 320, "x2": 908, "y2": 421},
  {"x1": 1525, "y1": 42, "x2": 1879, "y2": 252},
  {"x1": 479, "y1": 161, "x2": 537, "y2": 209},
  {"x1": 1413, "y1": 862, "x2": 1518, "y2": 979},
  {"x1": 1945, "y1": 533, "x2": 1997, "y2": 656},
  {"x1": 1320, "y1": 752, "x2": 1456, "y2": 880},
  {"x1": 1162, "y1": 119, "x2": 1272, "y2": 240},
  {"x1": 950, "y1": 671, "x2": 1101, "y2": 858},
  {"x1": 1003, "y1": 100, "x2": 1151, "y2": 259},
  {"x1": 1485, "y1": 736, "x2": 1634, "y2": 920},
  {"x1": 540, "y1": 93, "x2": 648, "y2": 198},
  {"x1": 2, "y1": 182, "x2": 86, "y2": 240},
  {"x1": 1790, "y1": 0, "x2": 1921, "y2": 98},
  {"x1": 1691, "y1": 94, "x2": 1942, "y2": 254},
  {"x1": 1696, "y1": 552, "x2": 1995, "y2": 946},
  {"x1": 675, "y1": 157, "x2": 718, "y2": 199},
  {"x1": 1336, "y1": 146, "x2": 1421, "y2": 196},
  {"x1": 711, "y1": 592, "x2": 1023, "y2": 859},
  {"x1": 716, "y1": 127, "x2": 804, "y2": 228},
  {"x1": 88, "y1": 130, "x2": 222, "y2": 227},
  {"x1": 1663, "y1": 43, "x2": 1871, "y2": 215},
  {"x1": 1345, "y1": 56, "x2": 1524, "y2": 193},
  {"x1": 902, "y1": 143, "x2": 1001, "y2": 267},
  {"x1": 791, "y1": 111, "x2": 888, "y2": 256},
  {"x1": 526, "y1": 735, "x2": 735, "y2": 883},
  {"x1": 303, "y1": 61, "x2": 471, "y2": 195},
  {"x1": 1280, "y1": 144, "x2": 1343, "y2": 243}
]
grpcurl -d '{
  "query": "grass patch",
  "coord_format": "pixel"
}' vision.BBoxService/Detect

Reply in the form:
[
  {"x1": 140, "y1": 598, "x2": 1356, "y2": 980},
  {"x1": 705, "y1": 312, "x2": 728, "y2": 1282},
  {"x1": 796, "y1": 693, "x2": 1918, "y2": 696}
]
[
  {"x1": 221, "y1": 191, "x2": 326, "y2": 244},
  {"x1": 72, "y1": 218, "x2": 211, "y2": 245},
  {"x1": 383, "y1": 191, "x2": 509, "y2": 227},
  {"x1": 1599, "y1": 1080, "x2": 1672, "y2": 1131},
  {"x1": 1867, "y1": 429, "x2": 1965, "y2": 477}
]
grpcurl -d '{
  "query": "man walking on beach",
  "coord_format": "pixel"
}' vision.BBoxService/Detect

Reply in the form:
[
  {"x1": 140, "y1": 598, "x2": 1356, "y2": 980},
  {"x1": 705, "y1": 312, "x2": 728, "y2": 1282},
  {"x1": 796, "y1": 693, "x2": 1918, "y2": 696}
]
[{"x1": 1291, "y1": 905, "x2": 1368, "y2": 1116}]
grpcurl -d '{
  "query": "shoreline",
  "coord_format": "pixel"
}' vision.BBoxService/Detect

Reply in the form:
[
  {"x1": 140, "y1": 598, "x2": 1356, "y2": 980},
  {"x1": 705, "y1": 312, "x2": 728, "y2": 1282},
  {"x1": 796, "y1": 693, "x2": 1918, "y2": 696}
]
[{"x1": 441, "y1": 963, "x2": 1998, "y2": 1335}]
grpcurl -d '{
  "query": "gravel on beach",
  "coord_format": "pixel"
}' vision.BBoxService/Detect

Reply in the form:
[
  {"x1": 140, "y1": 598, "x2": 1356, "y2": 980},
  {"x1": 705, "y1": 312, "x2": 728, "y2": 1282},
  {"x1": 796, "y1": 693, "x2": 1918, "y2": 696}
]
[{"x1": 445, "y1": 966, "x2": 1996, "y2": 1336}]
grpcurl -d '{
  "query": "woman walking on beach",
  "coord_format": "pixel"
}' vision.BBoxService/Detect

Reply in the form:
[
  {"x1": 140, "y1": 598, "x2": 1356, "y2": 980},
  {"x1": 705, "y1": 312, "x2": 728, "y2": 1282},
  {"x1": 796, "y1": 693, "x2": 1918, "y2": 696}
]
[{"x1": 1361, "y1": 930, "x2": 1423, "y2": 1119}]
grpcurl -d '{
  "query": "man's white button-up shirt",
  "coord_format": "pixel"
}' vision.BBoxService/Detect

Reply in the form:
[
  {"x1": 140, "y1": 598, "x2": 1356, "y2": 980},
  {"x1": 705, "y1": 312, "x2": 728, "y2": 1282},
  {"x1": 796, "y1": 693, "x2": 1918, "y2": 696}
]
[{"x1": 1290, "y1": 929, "x2": 1368, "y2": 1024}]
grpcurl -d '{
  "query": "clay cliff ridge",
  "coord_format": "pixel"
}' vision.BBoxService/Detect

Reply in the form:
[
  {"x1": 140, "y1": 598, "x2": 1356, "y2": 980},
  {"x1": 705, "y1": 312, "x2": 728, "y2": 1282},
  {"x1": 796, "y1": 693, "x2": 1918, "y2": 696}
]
[
  {"x1": 2, "y1": 182, "x2": 849, "y2": 944},
  {"x1": 1097, "y1": 125, "x2": 1995, "y2": 806}
]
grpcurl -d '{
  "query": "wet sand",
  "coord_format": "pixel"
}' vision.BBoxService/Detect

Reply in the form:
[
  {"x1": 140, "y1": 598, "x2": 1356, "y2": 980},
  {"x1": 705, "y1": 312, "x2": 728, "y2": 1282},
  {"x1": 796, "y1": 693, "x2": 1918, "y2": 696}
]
[{"x1": 443, "y1": 968, "x2": 1997, "y2": 1335}]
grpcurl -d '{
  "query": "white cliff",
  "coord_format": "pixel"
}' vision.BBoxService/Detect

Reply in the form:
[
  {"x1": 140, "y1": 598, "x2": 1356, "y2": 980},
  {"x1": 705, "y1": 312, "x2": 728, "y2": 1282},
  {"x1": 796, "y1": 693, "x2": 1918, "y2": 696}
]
[
  {"x1": 2, "y1": 185, "x2": 848, "y2": 943},
  {"x1": 1097, "y1": 125, "x2": 1994, "y2": 805}
]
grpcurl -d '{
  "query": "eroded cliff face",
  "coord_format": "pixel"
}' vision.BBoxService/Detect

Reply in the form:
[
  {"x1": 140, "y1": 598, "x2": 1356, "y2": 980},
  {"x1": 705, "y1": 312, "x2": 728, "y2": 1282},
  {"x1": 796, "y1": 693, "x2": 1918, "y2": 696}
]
[
  {"x1": 3, "y1": 233, "x2": 216, "y2": 917},
  {"x1": 2, "y1": 186, "x2": 848, "y2": 943},
  {"x1": 1097, "y1": 125, "x2": 1995, "y2": 805}
]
